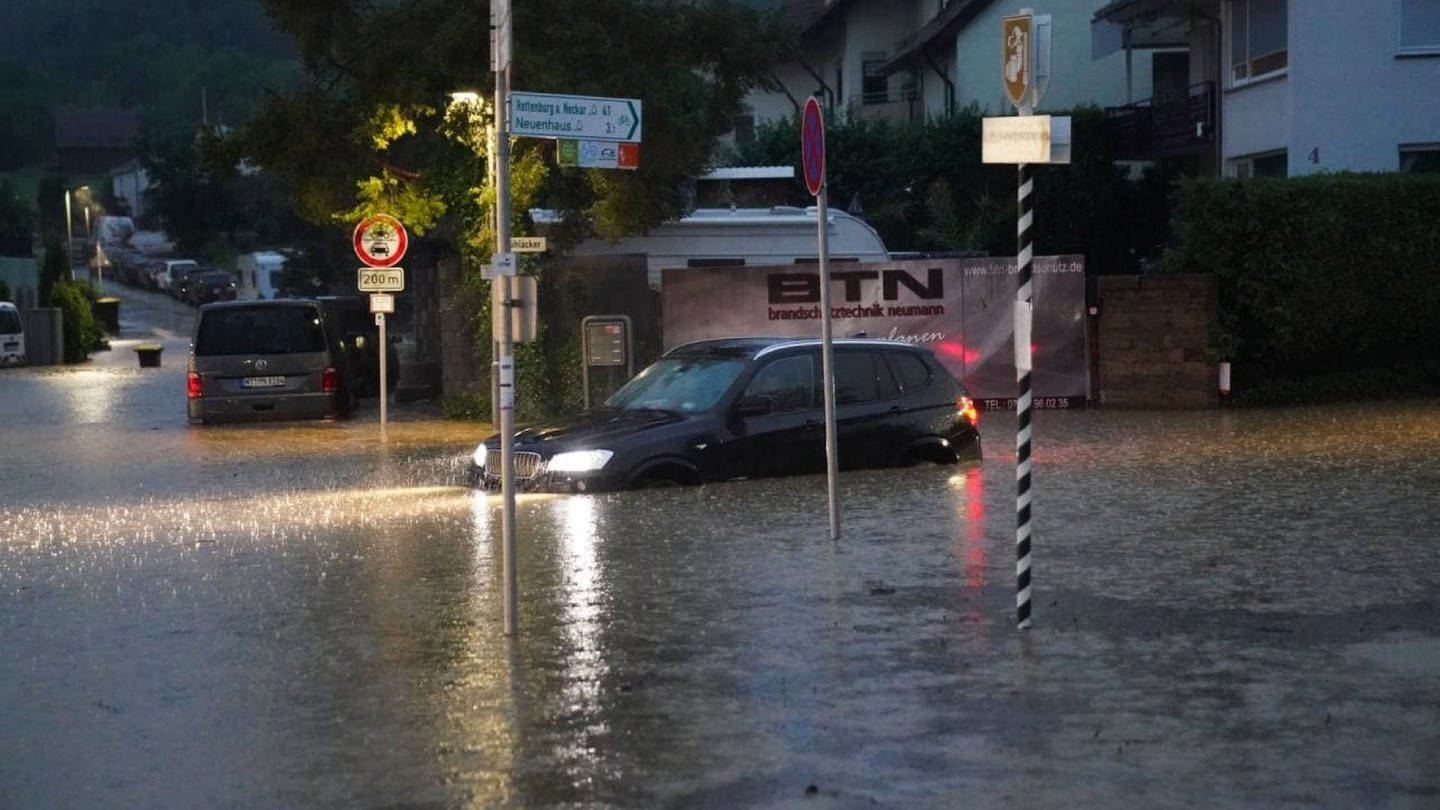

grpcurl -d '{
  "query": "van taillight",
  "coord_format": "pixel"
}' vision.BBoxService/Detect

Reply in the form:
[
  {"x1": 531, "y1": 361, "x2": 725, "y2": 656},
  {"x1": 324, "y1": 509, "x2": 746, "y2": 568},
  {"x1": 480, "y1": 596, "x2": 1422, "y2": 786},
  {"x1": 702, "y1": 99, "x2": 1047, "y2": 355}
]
[
  {"x1": 322, "y1": 367, "x2": 338, "y2": 394},
  {"x1": 187, "y1": 372, "x2": 203, "y2": 399},
  {"x1": 957, "y1": 395, "x2": 979, "y2": 426}
]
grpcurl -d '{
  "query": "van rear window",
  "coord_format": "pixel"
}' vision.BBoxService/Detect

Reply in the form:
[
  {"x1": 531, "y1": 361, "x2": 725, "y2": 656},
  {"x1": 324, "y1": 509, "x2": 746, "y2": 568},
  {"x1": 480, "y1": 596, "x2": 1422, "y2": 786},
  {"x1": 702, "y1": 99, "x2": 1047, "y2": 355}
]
[
  {"x1": 0, "y1": 308, "x2": 21, "y2": 334},
  {"x1": 195, "y1": 306, "x2": 326, "y2": 355}
]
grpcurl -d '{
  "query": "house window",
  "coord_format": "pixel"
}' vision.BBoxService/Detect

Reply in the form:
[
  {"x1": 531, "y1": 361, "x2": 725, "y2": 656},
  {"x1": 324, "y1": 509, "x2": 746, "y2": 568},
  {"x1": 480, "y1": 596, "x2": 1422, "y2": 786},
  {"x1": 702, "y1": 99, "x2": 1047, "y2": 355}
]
[
  {"x1": 1400, "y1": 143, "x2": 1440, "y2": 172},
  {"x1": 732, "y1": 114, "x2": 754, "y2": 147},
  {"x1": 1230, "y1": 0, "x2": 1288, "y2": 82},
  {"x1": 862, "y1": 54, "x2": 889, "y2": 105},
  {"x1": 1232, "y1": 149, "x2": 1287, "y2": 178},
  {"x1": 1401, "y1": 0, "x2": 1440, "y2": 51}
]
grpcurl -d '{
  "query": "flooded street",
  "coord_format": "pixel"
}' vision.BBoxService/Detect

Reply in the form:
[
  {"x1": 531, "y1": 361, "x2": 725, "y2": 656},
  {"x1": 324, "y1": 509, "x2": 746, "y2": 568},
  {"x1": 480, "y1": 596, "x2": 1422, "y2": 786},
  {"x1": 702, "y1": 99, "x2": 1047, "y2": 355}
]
[{"x1": 2, "y1": 284, "x2": 1439, "y2": 808}]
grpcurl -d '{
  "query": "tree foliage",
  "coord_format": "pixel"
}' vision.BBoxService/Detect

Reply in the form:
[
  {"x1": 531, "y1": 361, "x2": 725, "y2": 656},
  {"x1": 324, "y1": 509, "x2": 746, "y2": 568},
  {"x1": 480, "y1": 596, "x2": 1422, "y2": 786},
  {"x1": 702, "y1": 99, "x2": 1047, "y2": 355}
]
[
  {"x1": 1159, "y1": 173, "x2": 1440, "y2": 395},
  {"x1": 0, "y1": 180, "x2": 35, "y2": 256},
  {"x1": 735, "y1": 105, "x2": 1174, "y2": 272},
  {"x1": 236, "y1": 0, "x2": 795, "y2": 269}
]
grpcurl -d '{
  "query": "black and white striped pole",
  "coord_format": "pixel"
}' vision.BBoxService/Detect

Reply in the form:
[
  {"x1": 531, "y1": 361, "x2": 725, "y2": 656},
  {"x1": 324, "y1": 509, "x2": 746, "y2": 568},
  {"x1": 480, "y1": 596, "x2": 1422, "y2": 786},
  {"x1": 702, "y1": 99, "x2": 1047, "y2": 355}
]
[
  {"x1": 1015, "y1": 161, "x2": 1035, "y2": 630},
  {"x1": 998, "y1": 9, "x2": 1050, "y2": 629}
]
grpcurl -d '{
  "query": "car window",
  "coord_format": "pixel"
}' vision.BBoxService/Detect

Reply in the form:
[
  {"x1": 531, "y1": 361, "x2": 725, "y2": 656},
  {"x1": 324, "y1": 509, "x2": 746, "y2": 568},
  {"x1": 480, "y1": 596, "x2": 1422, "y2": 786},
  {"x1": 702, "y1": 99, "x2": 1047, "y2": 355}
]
[
  {"x1": 743, "y1": 354, "x2": 815, "y2": 412},
  {"x1": 887, "y1": 351, "x2": 931, "y2": 392},
  {"x1": 605, "y1": 356, "x2": 747, "y2": 412},
  {"x1": 833, "y1": 350, "x2": 896, "y2": 405},
  {"x1": 195, "y1": 306, "x2": 327, "y2": 356},
  {"x1": 0, "y1": 307, "x2": 21, "y2": 334}
]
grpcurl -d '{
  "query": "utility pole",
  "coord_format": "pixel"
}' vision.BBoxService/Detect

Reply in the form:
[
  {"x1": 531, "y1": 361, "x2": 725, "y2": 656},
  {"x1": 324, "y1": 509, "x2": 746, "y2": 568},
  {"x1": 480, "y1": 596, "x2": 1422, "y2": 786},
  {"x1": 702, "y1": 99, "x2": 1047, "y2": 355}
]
[{"x1": 492, "y1": 0, "x2": 518, "y2": 636}]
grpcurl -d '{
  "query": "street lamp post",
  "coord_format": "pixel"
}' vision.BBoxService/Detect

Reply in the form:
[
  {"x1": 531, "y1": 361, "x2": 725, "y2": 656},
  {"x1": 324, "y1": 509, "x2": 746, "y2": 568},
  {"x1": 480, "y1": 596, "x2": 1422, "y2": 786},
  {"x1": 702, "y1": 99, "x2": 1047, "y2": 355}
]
[{"x1": 64, "y1": 190, "x2": 74, "y2": 282}]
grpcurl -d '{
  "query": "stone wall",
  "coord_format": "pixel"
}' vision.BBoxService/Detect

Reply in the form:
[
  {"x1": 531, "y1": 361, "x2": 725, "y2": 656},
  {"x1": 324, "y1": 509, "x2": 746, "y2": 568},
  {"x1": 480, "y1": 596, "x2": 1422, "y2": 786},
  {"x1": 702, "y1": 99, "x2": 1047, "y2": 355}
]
[{"x1": 1095, "y1": 274, "x2": 1218, "y2": 409}]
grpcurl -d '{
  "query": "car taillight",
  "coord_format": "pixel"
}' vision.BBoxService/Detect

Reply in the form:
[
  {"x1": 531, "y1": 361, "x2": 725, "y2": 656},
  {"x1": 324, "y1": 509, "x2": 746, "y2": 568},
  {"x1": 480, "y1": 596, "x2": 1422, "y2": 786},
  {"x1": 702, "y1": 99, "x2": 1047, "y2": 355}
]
[
  {"x1": 187, "y1": 371, "x2": 203, "y2": 399},
  {"x1": 322, "y1": 366, "x2": 338, "y2": 394},
  {"x1": 957, "y1": 395, "x2": 979, "y2": 426}
]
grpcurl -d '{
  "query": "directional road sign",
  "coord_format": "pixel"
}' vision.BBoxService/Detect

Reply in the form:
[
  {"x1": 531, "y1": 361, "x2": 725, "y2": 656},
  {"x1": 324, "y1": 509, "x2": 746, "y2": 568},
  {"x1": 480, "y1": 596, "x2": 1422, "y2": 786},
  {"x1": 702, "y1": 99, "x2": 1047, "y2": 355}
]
[{"x1": 510, "y1": 91, "x2": 642, "y2": 143}]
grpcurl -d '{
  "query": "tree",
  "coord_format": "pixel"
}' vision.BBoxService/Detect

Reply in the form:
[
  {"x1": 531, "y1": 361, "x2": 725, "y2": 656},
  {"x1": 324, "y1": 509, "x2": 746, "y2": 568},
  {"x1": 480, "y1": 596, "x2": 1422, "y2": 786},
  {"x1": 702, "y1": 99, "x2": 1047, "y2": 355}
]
[
  {"x1": 0, "y1": 180, "x2": 35, "y2": 257},
  {"x1": 237, "y1": 0, "x2": 794, "y2": 265}
]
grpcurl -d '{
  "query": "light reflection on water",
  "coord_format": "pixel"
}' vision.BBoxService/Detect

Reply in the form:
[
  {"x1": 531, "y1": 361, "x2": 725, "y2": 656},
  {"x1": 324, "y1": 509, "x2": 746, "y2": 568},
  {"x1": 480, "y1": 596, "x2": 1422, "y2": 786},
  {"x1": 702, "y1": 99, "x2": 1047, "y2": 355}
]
[{"x1": 3, "y1": 401, "x2": 1439, "y2": 807}]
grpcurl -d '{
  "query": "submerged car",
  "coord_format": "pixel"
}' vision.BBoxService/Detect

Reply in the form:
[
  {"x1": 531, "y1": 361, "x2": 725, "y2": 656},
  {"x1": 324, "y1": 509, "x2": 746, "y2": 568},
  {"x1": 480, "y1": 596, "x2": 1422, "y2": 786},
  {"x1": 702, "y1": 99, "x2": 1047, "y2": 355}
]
[{"x1": 470, "y1": 337, "x2": 981, "y2": 492}]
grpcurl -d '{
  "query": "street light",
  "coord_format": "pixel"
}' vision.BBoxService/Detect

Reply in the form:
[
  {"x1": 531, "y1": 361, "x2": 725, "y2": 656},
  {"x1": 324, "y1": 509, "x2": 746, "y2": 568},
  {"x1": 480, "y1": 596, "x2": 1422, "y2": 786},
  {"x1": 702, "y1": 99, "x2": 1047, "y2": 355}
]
[{"x1": 63, "y1": 185, "x2": 91, "y2": 283}]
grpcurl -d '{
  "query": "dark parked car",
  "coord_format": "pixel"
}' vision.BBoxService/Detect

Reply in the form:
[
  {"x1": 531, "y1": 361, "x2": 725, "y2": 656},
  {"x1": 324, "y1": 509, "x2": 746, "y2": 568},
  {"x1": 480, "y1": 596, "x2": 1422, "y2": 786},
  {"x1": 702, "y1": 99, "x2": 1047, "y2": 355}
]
[
  {"x1": 316, "y1": 295, "x2": 399, "y2": 397},
  {"x1": 187, "y1": 299, "x2": 354, "y2": 424},
  {"x1": 169, "y1": 265, "x2": 209, "y2": 301},
  {"x1": 469, "y1": 337, "x2": 981, "y2": 492},
  {"x1": 185, "y1": 269, "x2": 238, "y2": 306}
]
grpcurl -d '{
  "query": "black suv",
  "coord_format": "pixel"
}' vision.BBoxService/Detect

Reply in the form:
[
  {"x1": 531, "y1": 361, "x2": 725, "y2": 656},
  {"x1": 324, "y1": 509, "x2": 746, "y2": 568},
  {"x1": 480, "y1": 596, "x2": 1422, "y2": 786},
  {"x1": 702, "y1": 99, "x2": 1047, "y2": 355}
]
[{"x1": 470, "y1": 337, "x2": 981, "y2": 492}]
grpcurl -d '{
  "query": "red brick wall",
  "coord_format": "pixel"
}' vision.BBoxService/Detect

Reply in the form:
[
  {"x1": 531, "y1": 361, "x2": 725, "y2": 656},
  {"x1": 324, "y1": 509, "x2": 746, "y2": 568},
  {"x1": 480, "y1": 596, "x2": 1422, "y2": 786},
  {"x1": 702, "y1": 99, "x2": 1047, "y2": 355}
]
[{"x1": 1095, "y1": 274, "x2": 1218, "y2": 409}]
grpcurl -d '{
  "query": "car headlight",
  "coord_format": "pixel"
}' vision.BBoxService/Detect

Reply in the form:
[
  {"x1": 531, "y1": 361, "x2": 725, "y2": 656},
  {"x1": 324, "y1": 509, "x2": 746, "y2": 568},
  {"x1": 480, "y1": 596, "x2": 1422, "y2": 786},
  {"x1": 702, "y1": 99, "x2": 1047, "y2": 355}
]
[
  {"x1": 546, "y1": 449, "x2": 613, "y2": 473},
  {"x1": 472, "y1": 444, "x2": 489, "y2": 468}
]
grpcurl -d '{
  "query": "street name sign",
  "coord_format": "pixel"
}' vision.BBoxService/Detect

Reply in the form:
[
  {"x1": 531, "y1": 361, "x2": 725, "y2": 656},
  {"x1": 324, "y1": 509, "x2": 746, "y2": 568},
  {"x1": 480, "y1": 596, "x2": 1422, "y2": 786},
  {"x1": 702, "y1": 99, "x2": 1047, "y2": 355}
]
[
  {"x1": 511, "y1": 91, "x2": 642, "y2": 143},
  {"x1": 511, "y1": 236, "x2": 548, "y2": 253},
  {"x1": 358, "y1": 266, "x2": 405, "y2": 292}
]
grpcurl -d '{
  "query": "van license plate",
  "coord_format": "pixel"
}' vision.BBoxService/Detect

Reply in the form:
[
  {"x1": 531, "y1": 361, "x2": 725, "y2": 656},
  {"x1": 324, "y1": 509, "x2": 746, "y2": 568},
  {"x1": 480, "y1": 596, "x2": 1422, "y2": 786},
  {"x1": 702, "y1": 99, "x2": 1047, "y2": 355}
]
[
  {"x1": 2, "y1": 342, "x2": 16, "y2": 350},
  {"x1": 240, "y1": 376, "x2": 286, "y2": 388}
]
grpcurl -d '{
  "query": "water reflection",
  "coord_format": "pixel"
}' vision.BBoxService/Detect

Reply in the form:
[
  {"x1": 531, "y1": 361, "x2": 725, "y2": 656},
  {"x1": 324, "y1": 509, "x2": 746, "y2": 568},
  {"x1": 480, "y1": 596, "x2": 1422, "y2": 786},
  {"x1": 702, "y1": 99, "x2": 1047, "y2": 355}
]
[{"x1": 5, "y1": 401, "x2": 1440, "y2": 808}]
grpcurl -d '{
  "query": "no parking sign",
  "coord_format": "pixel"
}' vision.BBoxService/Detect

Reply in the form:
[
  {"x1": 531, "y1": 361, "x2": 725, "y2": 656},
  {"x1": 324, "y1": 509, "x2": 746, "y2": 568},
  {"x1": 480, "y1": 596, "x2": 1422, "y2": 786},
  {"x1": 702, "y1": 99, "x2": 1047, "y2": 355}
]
[{"x1": 801, "y1": 96, "x2": 825, "y2": 197}]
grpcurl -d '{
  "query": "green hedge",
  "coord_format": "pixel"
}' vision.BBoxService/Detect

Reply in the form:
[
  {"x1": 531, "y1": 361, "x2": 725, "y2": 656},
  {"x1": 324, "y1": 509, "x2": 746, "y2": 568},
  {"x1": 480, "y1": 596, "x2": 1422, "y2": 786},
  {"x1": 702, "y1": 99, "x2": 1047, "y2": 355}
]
[
  {"x1": 1160, "y1": 173, "x2": 1440, "y2": 399},
  {"x1": 47, "y1": 280, "x2": 105, "y2": 363}
]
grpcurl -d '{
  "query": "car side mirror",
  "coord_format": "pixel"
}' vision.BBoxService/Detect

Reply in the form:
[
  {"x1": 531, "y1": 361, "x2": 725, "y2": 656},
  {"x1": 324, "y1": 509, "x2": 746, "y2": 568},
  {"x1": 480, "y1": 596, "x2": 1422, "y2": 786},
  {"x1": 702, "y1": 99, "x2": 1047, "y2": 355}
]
[{"x1": 733, "y1": 394, "x2": 773, "y2": 416}]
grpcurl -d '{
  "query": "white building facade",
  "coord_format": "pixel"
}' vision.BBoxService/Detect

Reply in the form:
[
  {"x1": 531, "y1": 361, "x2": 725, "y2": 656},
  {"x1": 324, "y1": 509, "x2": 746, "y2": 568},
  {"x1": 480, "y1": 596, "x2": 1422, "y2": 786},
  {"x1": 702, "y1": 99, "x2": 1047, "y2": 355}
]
[
  {"x1": 1094, "y1": 0, "x2": 1440, "y2": 176},
  {"x1": 751, "y1": 0, "x2": 1160, "y2": 126}
]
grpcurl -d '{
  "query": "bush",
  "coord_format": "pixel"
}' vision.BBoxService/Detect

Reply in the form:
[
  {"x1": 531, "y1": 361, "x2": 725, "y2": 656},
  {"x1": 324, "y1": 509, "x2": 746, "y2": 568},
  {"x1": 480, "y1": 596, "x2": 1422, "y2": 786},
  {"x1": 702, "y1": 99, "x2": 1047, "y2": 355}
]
[
  {"x1": 1160, "y1": 173, "x2": 1440, "y2": 398},
  {"x1": 47, "y1": 280, "x2": 104, "y2": 363}
]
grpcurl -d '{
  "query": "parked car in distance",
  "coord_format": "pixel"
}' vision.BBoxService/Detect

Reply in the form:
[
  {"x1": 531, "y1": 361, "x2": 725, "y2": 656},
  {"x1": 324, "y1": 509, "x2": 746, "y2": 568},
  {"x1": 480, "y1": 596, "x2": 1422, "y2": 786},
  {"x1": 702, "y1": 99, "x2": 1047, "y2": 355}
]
[
  {"x1": 315, "y1": 295, "x2": 399, "y2": 397},
  {"x1": 0, "y1": 302, "x2": 25, "y2": 366},
  {"x1": 469, "y1": 337, "x2": 982, "y2": 492},
  {"x1": 187, "y1": 299, "x2": 354, "y2": 424},
  {"x1": 153, "y1": 259, "x2": 199, "y2": 294},
  {"x1": 169, "y1": 265, "x2": 208, "y2": 301},
  {"x1": 185, "y1": 269, "x2": 238, "y2": 307}
]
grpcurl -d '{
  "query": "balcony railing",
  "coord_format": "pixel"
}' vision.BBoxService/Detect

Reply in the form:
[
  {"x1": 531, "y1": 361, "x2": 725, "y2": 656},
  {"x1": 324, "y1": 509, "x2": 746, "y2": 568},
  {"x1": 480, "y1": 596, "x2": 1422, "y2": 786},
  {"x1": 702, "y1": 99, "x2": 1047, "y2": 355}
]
[
  {"x1": 1105, "y1": 81, "x2": 1215, "y2": 160},
  {"x1": 847, "y1": 90, "x2": 921, "y2": 124}
]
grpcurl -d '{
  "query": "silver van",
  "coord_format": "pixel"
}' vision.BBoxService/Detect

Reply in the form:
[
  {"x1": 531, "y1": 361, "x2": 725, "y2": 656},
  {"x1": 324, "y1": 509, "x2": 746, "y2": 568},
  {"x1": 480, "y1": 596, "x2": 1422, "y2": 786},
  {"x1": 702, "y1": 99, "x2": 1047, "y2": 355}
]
[
  {"x1": 187, "y1": 300, "x2": 353, "y2": 424},
  {"x1": 0, "y1": 302, "x2": 24, "y2": 366}
]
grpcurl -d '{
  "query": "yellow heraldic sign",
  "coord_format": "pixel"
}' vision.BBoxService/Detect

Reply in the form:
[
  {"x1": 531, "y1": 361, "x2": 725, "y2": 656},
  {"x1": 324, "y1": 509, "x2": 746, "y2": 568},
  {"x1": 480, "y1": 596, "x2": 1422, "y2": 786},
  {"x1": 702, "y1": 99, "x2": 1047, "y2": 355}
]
[{"x1": 1003, "y1": 12, "x2": 1033, "y2": 110}]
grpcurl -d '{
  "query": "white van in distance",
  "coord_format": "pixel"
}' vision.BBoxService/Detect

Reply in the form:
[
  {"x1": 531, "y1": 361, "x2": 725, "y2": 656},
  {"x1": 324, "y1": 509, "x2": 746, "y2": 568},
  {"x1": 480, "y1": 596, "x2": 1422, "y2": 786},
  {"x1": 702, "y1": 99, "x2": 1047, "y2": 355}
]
[
  {"x1": 534, "y1": 206, "x2": 890, "y2": 287},
  {"x1": 0, "y1": 302, "x2": 25, "y2": 366},
  {"x1": 236, "y1": 251, "x2": 288, "y2": 300}
]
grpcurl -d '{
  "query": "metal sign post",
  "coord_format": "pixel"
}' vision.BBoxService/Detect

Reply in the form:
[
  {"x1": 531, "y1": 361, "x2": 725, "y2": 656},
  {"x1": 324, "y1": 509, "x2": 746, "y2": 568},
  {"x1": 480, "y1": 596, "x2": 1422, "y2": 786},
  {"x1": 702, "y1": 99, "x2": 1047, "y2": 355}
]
[
  {"x1": 370, "y1": 293, "x2": 395, "y2": 431},
  {"x1": 802, "y1": 95, "x2": 841, "y2": 541},
  {"x1": 1002, "y1": 8, "x2": 1049, "y2": 630},
  {"x1": 355, "y1": 216, "x2": 408, "y2": 437},
  {"x1": 493, "y1": 0, "x2": 519, "y2": 638}
]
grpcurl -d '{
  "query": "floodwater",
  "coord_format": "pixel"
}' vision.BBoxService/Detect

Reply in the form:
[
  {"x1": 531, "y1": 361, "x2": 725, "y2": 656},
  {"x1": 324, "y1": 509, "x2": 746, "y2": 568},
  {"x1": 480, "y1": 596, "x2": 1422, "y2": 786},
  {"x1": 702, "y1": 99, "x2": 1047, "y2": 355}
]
[{"x1": 1, "y1": 284, "x2": 1438, "y2": 809}]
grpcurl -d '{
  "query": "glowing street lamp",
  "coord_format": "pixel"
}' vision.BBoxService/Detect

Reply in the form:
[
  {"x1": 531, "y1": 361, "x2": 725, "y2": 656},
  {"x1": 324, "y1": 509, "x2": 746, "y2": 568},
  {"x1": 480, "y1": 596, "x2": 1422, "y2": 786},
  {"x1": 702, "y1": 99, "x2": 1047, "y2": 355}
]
[{"x1": 63, "y1": 185, "x2": 91, "y2": 283}]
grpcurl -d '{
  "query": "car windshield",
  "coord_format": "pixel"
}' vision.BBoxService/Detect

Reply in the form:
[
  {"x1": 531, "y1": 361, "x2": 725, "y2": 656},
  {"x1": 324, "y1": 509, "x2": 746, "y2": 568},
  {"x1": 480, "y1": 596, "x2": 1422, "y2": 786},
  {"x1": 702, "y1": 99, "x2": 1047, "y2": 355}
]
[{"x1": 603, "y1": 356, "x2": 748, "y2": 412}]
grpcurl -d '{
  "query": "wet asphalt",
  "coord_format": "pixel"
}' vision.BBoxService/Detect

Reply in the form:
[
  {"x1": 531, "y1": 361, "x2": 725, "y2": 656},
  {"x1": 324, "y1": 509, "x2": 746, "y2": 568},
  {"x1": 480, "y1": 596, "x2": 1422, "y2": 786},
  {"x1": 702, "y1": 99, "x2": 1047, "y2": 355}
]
[{"x1": 1, "y1": 281, "x2": 1437, "y2": 809}]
